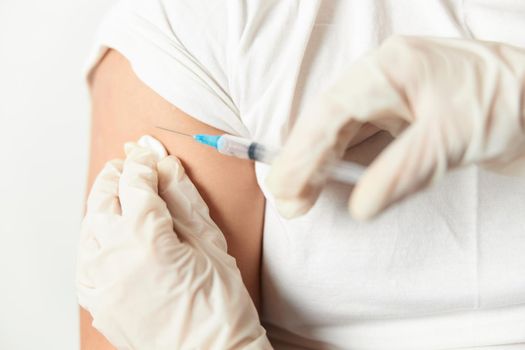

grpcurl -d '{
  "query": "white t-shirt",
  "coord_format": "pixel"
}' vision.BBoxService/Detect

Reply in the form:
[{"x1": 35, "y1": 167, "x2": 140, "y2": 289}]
[{"x1": 86, "y1": 1, "x2": 525, "y2": 348}]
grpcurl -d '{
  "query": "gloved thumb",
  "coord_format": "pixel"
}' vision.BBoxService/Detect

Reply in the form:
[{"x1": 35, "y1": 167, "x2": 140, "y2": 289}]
[{"x1": 350, "y1": 123, "x2": 447, "y2": 220}]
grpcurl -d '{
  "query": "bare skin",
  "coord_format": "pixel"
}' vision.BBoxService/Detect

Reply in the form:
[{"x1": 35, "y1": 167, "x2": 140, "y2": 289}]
[{"x1": 80, "y1": 50, "x2": 265, "y2": 349}]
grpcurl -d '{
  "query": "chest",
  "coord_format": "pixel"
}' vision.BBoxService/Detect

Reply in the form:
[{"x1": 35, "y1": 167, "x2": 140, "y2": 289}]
[{"x1": 232, "y1": 0, "x2": 525, "y2": 146}]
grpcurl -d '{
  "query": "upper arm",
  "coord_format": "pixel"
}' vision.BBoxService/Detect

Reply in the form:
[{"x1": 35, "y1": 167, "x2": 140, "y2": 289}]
[{"x1": 80, "y1": 49, "x2": 265, "y2": 349}]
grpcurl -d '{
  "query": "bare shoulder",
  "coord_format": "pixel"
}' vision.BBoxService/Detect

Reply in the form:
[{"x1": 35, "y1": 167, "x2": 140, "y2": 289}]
[{"x1": 81, "y1": 49, "x2": 264, "y2": 349}]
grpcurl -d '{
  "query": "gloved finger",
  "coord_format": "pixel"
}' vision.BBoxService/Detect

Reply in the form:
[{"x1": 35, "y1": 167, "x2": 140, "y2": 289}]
[
  {"x1": 76, "y1": 215, "x2": 107, "y2": 290},
  {"x1": 267, "y1": 98, "x2": 363, "y2": 218},
  {"x1": 77, "y1": 248, "x2": 97, "y2": 291},
  {"x1": 76, "y1": 285, "x2": 94, "y2": 312},
  {"x1": 137, "y1": 134, "x2": 168, "y2": 159},
  {"x1": 119, "y1": 142, "x2": 167, "y2": 218},
  {"x1": 266, "y1": 54, "x2": 412, "y2": 219},
  {"x1": 157, "y1": 156, "x2": 228, "y2": 251},
  {"x1": 87, "y1": 159, "x2": 123, "y2": 215},
  {"x1": 350, "y1": 123, "x2": 446, "y2": 220},
  {"x1": 81, "y1": 159, "x2": 122, "y2": 276}
]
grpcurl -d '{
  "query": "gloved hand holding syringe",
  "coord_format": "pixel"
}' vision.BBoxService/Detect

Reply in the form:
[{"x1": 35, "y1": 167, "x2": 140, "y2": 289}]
[{"x1": 156, "y1": 126, "x2": 364, "y2": 184}]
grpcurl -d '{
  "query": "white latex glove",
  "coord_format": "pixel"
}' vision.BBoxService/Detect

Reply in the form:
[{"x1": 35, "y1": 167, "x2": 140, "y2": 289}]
[
  {"x1": 267, "y1": 36, "x2": 525, "y2": 220},
  {"x1": 77, "y1": 136, "x2": 271, "y2": 350}
]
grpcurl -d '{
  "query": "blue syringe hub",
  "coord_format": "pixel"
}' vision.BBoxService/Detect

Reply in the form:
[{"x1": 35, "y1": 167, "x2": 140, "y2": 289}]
[{"x1": 193, "y1": 134, "x2": 222, "y2": 149}]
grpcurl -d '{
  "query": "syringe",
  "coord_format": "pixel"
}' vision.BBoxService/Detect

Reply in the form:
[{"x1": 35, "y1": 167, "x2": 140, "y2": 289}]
[{"x1": 157, "y1": 126, "x2": 364, "y2": 184}]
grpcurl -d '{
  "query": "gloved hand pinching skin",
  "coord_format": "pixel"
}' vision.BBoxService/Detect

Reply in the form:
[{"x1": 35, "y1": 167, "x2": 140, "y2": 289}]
[
  {"x1": 77, "y1": 136, "x2": 272, "y2": 350},
  {"x1": 267, "y1": 36, "x2": 525, "y2": 220}
]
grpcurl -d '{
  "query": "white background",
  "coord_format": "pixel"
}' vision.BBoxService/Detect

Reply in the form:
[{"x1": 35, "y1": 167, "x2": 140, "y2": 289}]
[{"x1": 0, "y1": 1, "x2": 115, "y2": 348}]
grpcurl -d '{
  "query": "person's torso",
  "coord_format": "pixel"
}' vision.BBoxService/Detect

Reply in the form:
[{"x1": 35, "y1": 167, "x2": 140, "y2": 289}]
[{"x1": 227, "y1": 1, "x2": 525, "y2": 348}]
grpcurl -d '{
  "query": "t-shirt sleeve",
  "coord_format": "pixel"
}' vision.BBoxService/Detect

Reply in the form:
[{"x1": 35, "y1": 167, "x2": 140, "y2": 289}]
[{"x1": 84, "y1": 0, "x2": 247, "y2": 136}]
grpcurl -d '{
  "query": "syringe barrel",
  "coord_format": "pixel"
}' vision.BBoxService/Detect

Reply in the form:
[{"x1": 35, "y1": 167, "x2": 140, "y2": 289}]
[
  {"x1": 247, "y1": 143, "x2": 277, "y2": 164},
  {"x1": 216, "y1": 135, "x2": 253, "y2": 160},
  {"x1": 217, "y1": 134, "x2": 364, "y2": 184},
  {"x1": 217, "y1": 135, "x2": 277, "y2": 163},
  {"x1": 325, "y1": 160, "x2": 364, "y2": 184}
]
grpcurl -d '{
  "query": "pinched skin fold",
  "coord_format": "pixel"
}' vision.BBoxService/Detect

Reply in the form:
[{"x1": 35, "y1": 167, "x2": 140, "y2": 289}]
[
  {"x1": 267, "y1": 36, "x2": 525, "y2": 220},
  {"x1": 77, "y1": 136, "x2": 272, "y2": 349}
]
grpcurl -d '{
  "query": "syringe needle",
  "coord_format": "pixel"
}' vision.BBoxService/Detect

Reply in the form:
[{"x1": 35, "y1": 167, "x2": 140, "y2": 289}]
[{"x1": 156, "y1": 126, "x2": 193, "y2": 138}]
